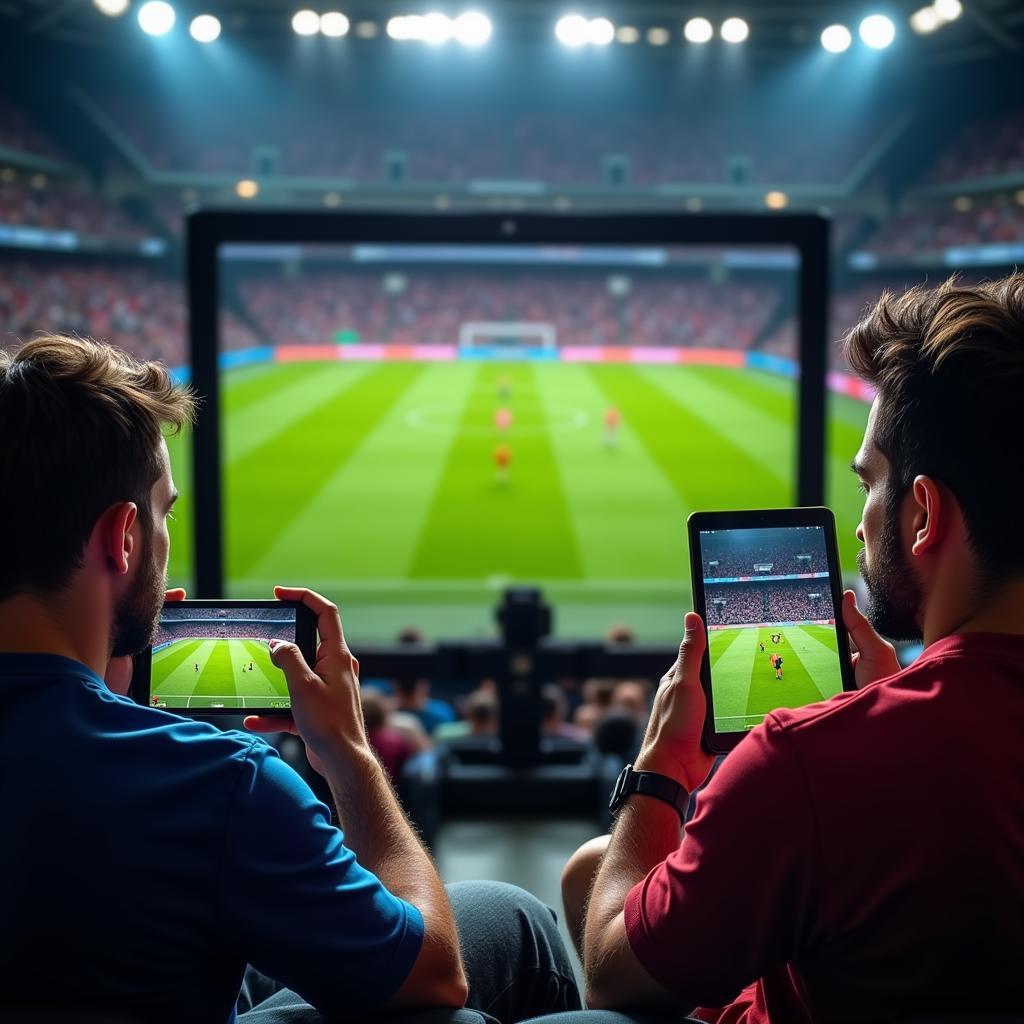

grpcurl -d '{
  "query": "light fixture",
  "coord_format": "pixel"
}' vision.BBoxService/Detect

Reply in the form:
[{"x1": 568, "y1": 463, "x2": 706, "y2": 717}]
[
  {"x1": 910, "y1": 7, "x2": 941, "y2": 33},
  {"x1": 934, "y1": 0, "x2": 962, "y2": 20},
  {"x1": 859, "y1": 14, "x2": 896, "y2": 48},
  {"x1": 555, "y1": 14, "x2": 590, "y2": 47},
  {"x1": 721, "y1": 17, "x2": 749, "y2": 43},
  {"x1": 765, "y1": 191, "x2": 789, "y2": 210},
  {"x1": 29, "y1": 173, "x2": 48, "y2": 190},
  {"x1": 324, "y1": 192, "x2": 342, "y2": 207},
  {"x1": 235, "y1": 179, "x2": 259, "y2": 199},
  {"x1": 616, "y1": 25, "x2": 639, "y2": 43},
  {"x1": 189, "y1": 14, "x2": 221, "y2": 41},
  {"x1": 453, "y1": 11, "x2": 492, "y2": 45},
  {"x1": 820, "y1": 23, "x2": 852, "y2": 51},
  {"x1": 588, "y1": 17, "x2": 615, "y2": 45},
  {"x1": 356, "y1": 20, "x2": 379, "y2": 37},
  {"x1": 320, "y1": 12, "x2": 350, "y2": 36},
  {"x1": 291, "y1": 9, "x2": 320, "y2": 35},
  {"x1": 684, "y1": 17, "x2": 713, "y2": 43},
  {"x1": 93, "y1": 0, "x2": 129, "y2": 15},
  {"x1": 138, "y1": 1, "x2": 176, "y2": 36},
  {"x1": 647, "y1": 26, "x2": 670, "y2": 45},
  {"x1": 421, "y1": 12, "x2": 454, "y2": 43},
  {"x1": 953, "y1": 195, "x2": 973, "y2": 212}
]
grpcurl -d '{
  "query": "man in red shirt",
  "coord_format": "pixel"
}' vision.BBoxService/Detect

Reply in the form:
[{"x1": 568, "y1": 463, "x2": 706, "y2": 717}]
[{"x1": 561, "y1": 274, "x2": 1024, "y2": 1023}]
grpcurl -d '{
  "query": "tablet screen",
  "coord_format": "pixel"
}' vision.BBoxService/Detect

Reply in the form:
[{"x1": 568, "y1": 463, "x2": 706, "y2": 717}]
[
  {"x1": 700, "y1": 525, "x2": 844, "y2": 733},
  {"x1": 150, "y1": 605, "x2": 293, "y2": 712}
]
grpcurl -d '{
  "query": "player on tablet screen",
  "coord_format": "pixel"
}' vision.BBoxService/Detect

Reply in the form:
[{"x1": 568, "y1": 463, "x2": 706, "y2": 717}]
[
  {"x1": 604, "y1": 406, "x2": 621, "y2": 448},
  {"x1": 494, "y1": 444, "x2": 511, "y2": 485},
  {"x1": 774, "y1": 656, "x2": 784, "y2": 680}
]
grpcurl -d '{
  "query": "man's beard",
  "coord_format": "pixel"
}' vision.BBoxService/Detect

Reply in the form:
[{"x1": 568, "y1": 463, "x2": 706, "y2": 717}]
[
  {"x1": 856, "y1": 492, "x2": 923, "y2": 643},
  {"x1": 111, "y1": 535, "x2": 165, "y2": 658}
]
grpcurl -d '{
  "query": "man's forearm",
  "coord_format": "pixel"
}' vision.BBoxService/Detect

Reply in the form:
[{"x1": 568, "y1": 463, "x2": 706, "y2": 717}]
[{"x1": 324, "y1": 745, "x2": 465, "y2": 1003}]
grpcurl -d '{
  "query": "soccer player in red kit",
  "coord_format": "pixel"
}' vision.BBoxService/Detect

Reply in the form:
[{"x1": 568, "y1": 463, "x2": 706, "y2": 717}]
[
  {"x1": 604, "y1": 406, "x2": 621, "y2": 448},
  {"x1": 494, "y1": 444, "x2": 511, "y2": 485}
]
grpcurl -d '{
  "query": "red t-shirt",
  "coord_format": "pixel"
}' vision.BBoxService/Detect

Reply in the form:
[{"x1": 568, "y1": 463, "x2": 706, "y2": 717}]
[
  {"x1": 368, "y1": 727, "x2": 415, "y2": 782},
  {"x1": 624, "y1": 632, "x2": 1024, "y2": 1023}
]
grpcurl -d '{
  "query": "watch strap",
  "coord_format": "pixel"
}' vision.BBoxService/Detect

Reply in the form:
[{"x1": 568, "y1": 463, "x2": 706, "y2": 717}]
[{"x1": 610, "y1": 764, "x2": 689, "y2": 823}]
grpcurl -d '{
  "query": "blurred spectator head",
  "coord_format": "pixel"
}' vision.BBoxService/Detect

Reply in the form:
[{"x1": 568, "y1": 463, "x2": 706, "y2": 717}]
[
  {"x1": 605, "y1": 623, "x2": 635, "y2": 646},
  {"x1": 573, "y1": 703, "x2": 601, "y2": 735},
  {"x1": 582, "y1": 677, "x2": 616, "y2": 710},
  {"x1": 541, "y1": 684, "x2": 569, "y2": 730},
  {"x1": 393, "y1": 675, "x2": 430, "y2": 703},
  {"x1": 466, "y1": 690, "x2": 498, "y2": 736},
  {"x1": 396, "y1": 625, "x2": 426, "y2": 645},
  {"x1": 594, "y1": 710, "x2": 641, "y2": 762},
  {"x1": 360, "y1": 687, "x2": 390, "y2": 732},
  {"x1": 611, "y1": 680, "x2": 652, "y2": 726}
]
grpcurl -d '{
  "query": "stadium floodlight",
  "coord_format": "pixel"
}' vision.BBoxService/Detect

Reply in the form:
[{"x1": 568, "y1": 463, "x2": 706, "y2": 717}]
[
  {"x1": 138, "y1": 1, "x2": 175, "y2": 35},
  {"x1": 910, "y1": 6, "x2": 941, "y2": 33},
  {"x1": 453, "y1": 11, "x2": 492, "y2": 46},
  {"x1": 684, "y1": 17, "x2": 714, "y2": 44},
  {"x1": 720, "y1": 17, "x2": 749, "y2": 43},
  {"x1": 934, "y1": 0, "x2": 962, "y2": 20},
  {"x1": 647, "y1": 26, "x2": 670, "y2": 45},
  {"x1": 765, "y1": 190, "x2": 788, "y2": 209},
  {"x1": 588, "y1": 17, "x2": 615, "y2": 45},
  {"x1": 189, "y1": 14, "x2": 221, "y2": 42},
  {"x1": 93, "y1": 0, "x2": 129, "y2": 16},
  {"x1": 421, "y1": 12, "x2": 454, "y2": 44},
  {"x1": 820, "y1": 23, "x2": 852, "y2": 51},
  {"x1": 235, "y1": 179, "x2": 259, "y2": 199},
  {"x1": 356, "y1": 20, "x2": 379, "y2": 37},
  {"x1": 386, "y1": 15, "x2": 409, "y2": 38},
  {"x1": 320, "y1": 12, "x2": 350, "y2": 36},
  {"x1": 616, "y1": 25, "x2": 639, "y2": 43},
  {"x1": 555, "y1": 14, "x2": 590, "y2": 47},
  {"x1": 859, "y1": 14, "x2": 896, "y2": 48},
  {"x1": 291, "y1": 9, "x2": 320, "y2": 35}
]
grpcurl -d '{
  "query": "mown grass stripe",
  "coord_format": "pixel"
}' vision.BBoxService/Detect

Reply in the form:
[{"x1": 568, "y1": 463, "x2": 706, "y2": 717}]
[
  {"x1": 407, "y1": 363, "x2": 584, "y2": 580},
  {"x1": 225, "y1": 362, "x2": 427, "y2": 584}
]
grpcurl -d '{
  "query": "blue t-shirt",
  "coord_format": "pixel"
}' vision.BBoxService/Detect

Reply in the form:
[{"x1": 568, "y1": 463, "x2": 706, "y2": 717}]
[
  {"x1": 0, "y1": 654, "x2": 424, "y2": 1022},
  {"x1": 411, "y1": 698, "x2": 457, "y2": 736}
]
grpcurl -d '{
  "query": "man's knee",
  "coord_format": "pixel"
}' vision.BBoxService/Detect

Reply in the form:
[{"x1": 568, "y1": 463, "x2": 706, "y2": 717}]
[{"x1": 561, "y1": 835, "x2": 611, "y2": 920}]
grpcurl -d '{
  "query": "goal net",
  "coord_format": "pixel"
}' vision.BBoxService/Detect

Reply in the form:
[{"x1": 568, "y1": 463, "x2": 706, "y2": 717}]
[{"x1": 458, "y1": 321, "x2": 558, "y2": 352}]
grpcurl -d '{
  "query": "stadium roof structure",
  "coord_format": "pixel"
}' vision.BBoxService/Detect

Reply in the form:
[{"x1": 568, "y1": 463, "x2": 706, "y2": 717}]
[{"x1": 1, "y1": 0, "x2": 1022, "y2": 63}]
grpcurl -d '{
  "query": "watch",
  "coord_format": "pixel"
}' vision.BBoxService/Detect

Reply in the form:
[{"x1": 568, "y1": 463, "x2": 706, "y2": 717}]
[{"x1": 609, "y1": 763, "x2": 689, "y2": 824}]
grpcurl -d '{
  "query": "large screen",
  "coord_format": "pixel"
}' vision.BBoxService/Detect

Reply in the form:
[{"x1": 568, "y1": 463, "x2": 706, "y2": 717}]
[
  {"x1": 701, "y1": 525, "x2": 845, "y2": 732},
  {"x1": 211, "y1": 239, "x2": 858, "y2": 641}
]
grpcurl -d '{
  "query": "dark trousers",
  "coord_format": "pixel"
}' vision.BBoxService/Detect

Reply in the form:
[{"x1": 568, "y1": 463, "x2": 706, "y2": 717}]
[{"x1": 237, "y1": 881, "x2": 582, "y2": 1024}]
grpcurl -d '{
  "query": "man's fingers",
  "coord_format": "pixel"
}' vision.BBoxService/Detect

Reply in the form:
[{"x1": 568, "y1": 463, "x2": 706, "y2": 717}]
[
  {"x1": 164, "y1": 588, "x2": 187, "y2": 603},
  {"x1": 268, "y1": 638, "x2": 316, "y2": 686},
  {"x1": 274, "y1": 586, "x2": 346, "y2": 651},
  {"x1": 843, "y1": 590, "x2": 882, "y2": 654},
  {"x1": 244, "y1": 715, "x2": 299, "y2": 735}
]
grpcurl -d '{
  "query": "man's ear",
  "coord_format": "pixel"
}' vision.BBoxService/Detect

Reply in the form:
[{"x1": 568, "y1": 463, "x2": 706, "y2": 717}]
[
  {"x1": 103, "y1": 502, "x2": 138, "y2": 576},
  {"x1": 909, "y1": 476, "x2": 944, "y2": 557}
]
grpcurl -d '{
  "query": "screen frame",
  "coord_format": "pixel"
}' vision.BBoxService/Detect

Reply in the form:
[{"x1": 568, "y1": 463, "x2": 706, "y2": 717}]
[
  {"x1": 188, "y1": 210, "x2": 829, "y2": 597},
  {"x1": 131, "y1": 598, "x2": 316, "y2": 716},
  {"x1": 687, "y1": 506, "x2": 856, "y2": 753}
]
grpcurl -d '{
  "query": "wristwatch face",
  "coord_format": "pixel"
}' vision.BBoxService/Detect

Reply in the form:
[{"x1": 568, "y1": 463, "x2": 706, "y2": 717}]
[{"x1": 609, "y1": 763, "x2": 633, "y2": 813}]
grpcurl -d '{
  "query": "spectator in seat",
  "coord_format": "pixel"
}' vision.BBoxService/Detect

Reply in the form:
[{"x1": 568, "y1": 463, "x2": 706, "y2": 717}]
[
  {"x1": 393, "y1": 674, "x2": 457, "y2": 735},
  {"x1": 541, "y1": 685, "x2": 589, "y2": 743},
  {"x1": 360, "y1": 687, "x2": 415, "y2": 782},
  {"x1": 561, "y1": 275, "x2": 1024, "y2": 1023},
  {"x1": 0, "y1": 335, "x2": 580, "y2": 1023},
  {"x1": 573, "y1": 677, "x2": 615, "y2": 733}
]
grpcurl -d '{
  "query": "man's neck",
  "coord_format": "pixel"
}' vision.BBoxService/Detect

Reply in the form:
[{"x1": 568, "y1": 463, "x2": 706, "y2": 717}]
[
  {"x1": 925, "y1": 576, "x2": 1024, "y2": 647},
  {"x1": 0, "y1": 591, "x2": 109, "y2": 677}
]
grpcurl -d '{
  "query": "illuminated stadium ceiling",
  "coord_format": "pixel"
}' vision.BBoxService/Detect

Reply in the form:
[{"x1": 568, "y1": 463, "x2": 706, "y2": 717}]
[{"x1": 0, "y1": 0, "x2": 1022, "y2": 61}]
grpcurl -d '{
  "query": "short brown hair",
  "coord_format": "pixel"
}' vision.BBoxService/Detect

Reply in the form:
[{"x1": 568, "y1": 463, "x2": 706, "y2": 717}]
[
  {"x1": 0, "y1": 334, "x2": 196, "y2": 601},
  {"x1": 843, "y1": 273, "x2": 1024, "y2": 583}
]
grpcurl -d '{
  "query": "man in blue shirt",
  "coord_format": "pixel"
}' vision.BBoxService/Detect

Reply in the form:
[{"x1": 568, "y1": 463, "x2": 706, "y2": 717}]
[{"x1": 0, "y1": 335, "x2": 580, "y2": 1023}]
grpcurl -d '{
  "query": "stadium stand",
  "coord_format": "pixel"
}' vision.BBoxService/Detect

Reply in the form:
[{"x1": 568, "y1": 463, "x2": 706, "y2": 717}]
[
  {"x1": 706, "y1": 581, "x2": 832, "y2": 626},
  {"x1": 862, "y1": 200, "x2": 1024, "y2": 256},
  {"x1": 702, "y1": 535, "x2": 827, "y2": 577},
  {"x1": 0, "y1": 178, "x2": 148, "y2": 242},
  {"x1": 0, "y1": 96, "x2": 63, "y2": 160},
  {"x1": 237, "y1": 272, "x2": 782, "y2": 350},
  {"x1": 931, "y1": 105, "x2": 1024, "y2": 183}
]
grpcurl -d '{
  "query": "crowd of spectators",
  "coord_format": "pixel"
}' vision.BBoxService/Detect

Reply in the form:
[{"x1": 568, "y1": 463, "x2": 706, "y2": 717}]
[
  {"x1": 0, "y1": 179, "x2": 148, "y2": 243},
  {"x1": 931, "y1": 106, "x2": 1024, "y2": 183},
  {"x1": 238, "y1": 271, "x2": 781, "y2": 350},
  {"x1": 706, "y1": 581, "x2": 833, "y2": 626},
  {"x1": 862, "y1": 200, "x2": 1024, "y2": 257},
  {"x1": 154, "y1": 609, "x2": 296, "y2": 647},
  {"x1": 702, "y1": 533, "x2": 826, "y2": 577},
  {"x1": 0, "y1": 97, "x2": 63, "y2": 160}
]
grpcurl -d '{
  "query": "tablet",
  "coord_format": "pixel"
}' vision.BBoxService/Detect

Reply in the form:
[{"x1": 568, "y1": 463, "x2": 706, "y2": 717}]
[
  {"x1": 688, "y1": 508, "x2": 856, "y2": 753},
  {"x1": 132, "y1": 599, "x2": 316, "y2": 716}
]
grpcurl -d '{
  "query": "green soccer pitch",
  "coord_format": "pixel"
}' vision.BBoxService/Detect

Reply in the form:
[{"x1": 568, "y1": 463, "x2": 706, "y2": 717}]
[
  {"x1": 151, "y1": 638, "x2": 290, "y2": 710},
  {"x1": 709, "y1": 624, "x2": 844, "y2": 732},
  {"x1": 164, "y1": 360, "x2": 870, "y2": 642}
]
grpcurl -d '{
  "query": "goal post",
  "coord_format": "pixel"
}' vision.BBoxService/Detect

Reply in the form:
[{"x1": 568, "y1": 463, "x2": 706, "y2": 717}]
[{"x1": 458, "y1": 321, "x2": 558, "y2": 352}]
